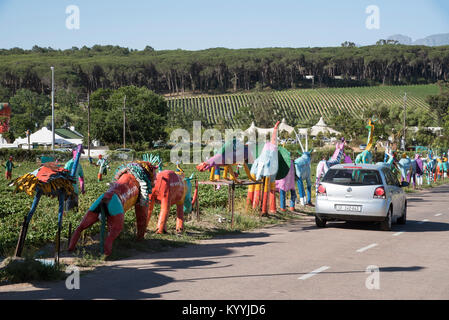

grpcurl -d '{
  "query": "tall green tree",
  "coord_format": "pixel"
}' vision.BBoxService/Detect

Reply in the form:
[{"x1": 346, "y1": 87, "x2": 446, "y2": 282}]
[
  {"x1": 428, "y1": 81, "x2": 449, "y2": 126},
  {"x1": 326, "y1": 108, "x2": 364, "y2": 141},
  {"x1": 0, "y1": 85, "x2": 11, "y2": 101},
  {"x1": 8, "y1": 89, "x2": 50, "y2": 138},
  {"x1": 90, "y1": 86, "x2": 168, "y2": 146}
]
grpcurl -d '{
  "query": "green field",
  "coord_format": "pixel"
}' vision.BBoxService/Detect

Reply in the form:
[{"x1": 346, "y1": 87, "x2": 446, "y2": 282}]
[{"x1": 167, "y1": 84, "x2": 439, "y2": 127}]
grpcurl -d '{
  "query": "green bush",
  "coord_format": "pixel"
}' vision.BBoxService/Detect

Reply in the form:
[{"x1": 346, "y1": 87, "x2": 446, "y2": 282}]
[{"x1": 0, "y1": 148, "x2": 72, "y2": 162}]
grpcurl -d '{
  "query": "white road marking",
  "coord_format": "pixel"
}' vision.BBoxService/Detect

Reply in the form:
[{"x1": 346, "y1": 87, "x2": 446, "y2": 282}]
[
  {"x1": 356, "y1": 243, "x2": 378, "y2": 253},
  {"x1": 298, "y1": 266, "x2": 330, "y2": 280},
  {"x1": 393, "y1": 232, "x2": 405, "y2": 236},
  {"x1": 418, "y1": 219, "x2": 429, "y2": 224},
  {"x1": 435, "y1": 214, "x2": 443, "y2": 217}
]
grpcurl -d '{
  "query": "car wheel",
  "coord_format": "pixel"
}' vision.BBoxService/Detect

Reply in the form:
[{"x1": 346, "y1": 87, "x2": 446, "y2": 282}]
[
  {"x1": 397, "y1": 201, "x2": 407, "y2": 225},
  {"x1": 380, "y1": 207, "x2": 393, "y2": 231},
  {"x1": 315, "y1": 215, "x2": 327, "y2": 228}
]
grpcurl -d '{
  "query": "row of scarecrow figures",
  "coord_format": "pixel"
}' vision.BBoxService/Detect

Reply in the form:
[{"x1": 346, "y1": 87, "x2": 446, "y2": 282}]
[
  {"x1": 11, "y1": 119, "x2": 447, "y2": 258},
  {"x1": 11, "y1": 146, "x2": 198, "y2": 258},
  {"x1": 7, "y1": 120, "x2": 371, "y2": 258},
  {"x1": 196, "y1": 120, "x2": 335, "y2": 214},
  {"x1": 356, "y1": 118, "x2": 449, "y2": 188}
]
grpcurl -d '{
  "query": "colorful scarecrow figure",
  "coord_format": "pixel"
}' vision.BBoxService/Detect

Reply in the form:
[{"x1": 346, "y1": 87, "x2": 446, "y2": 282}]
[
  {"x1": 64, "y1": 147, "x2": 85, "y2": 212},
  {"x1": 2, "y1": 156, "x2": 16, "y2": 180},
  {"x1": 415, "y1": 154, "x2": 424, "y2": 187},
  {"x1": 96, "y1": 154, "x2": 110, "y2": 181},
  {"x1": 11, "y1": 144, "x2": 84, "y2": 260},
  {"x1": 69, "y1": 153, "x2": 199, "y2": 256}
]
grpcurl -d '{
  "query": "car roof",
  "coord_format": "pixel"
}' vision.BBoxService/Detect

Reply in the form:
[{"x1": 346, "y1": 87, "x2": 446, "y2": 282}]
[{"x1": 330, "y1": 163, "x2": 383, "y2": 171}]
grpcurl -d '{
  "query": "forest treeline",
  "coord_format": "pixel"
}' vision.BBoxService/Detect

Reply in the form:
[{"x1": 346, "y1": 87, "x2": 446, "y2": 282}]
[{"x1": 1, "y1": 44, "x2": 449, "y2": 97}]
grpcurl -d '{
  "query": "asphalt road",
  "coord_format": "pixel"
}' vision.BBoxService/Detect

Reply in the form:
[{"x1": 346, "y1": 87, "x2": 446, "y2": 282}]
[{"x1": 1, "y1": 185, "x2": 449, "y2": 300}]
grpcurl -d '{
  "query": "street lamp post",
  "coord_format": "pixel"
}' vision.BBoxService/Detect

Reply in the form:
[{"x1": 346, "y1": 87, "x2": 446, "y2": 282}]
[
  {"x1": 402, "y1": 92, "x2": 407, "y2": 151},
  {"x1": 51, "y1": 66, "x2": 55, "y2": 151},
  {"x1": 123, "y1": 95, "x2": 126, "y2": 149},
  {"x1": 87, "y1": 92, "x2": 90, "y2": 159}
]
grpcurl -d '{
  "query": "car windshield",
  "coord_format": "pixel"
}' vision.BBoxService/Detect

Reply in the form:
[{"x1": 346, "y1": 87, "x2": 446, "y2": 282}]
[{"x1": 322, "y1": 168, "x2": 382, "y2": 186}]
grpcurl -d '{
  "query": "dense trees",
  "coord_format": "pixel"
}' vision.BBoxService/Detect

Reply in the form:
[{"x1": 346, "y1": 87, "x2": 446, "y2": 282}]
[
  {"x1": 427, "y1": 81, "x2": 449, "y2": 125},
  {"x1": 3, "y1": 85, "x2": 168, "y2": 149},
  {"x1": 326, "y1": 99, "x2": 438, "y2": 147},
  {"x1": 8, "y1": 89, "x2": 51, "y2": 139},
  {"x1": 431, "y1": 82, "x2": 449, "y2": 145},
  {"x1": 1, "y1": 45, "x2": 449, "y2": 96},
  {"x1": 89, "y1": 86, "x2": 168, "y2": 147}
]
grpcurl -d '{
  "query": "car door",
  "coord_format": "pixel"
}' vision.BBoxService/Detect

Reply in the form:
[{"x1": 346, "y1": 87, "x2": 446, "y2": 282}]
[
  {"x1": 381, "y1": 169, "x2": 395, "y2": 213},
  {"x1": 393, "y1": 173, "x2": 407, "y2": 214},
  {"x1": 383, "y1": 169, "x2": 400, "y2": 217},
  {"x1": 386, "y1": 169, "x2": 403, "y2": 218}
]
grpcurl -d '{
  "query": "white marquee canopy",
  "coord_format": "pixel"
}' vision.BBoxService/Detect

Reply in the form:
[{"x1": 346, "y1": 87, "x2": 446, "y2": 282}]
[{"x1": 310, "y1": 117, "x2": 341, "y2": 136}]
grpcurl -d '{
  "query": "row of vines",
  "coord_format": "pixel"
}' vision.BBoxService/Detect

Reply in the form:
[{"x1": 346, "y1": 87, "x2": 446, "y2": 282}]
[{"x1": 167, "y1": 84, "x2": 438, "y2": 127}]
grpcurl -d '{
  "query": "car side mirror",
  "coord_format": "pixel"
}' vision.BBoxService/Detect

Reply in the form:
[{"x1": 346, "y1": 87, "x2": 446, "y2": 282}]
[{"x1": 401, "y1": 181, "x2": 409, "y2": 188}]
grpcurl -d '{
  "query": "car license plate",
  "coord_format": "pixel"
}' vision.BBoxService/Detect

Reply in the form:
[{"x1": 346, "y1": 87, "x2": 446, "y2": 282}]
[{"x1": 335, "y1": 205, "x2": 362, "y2": 212}]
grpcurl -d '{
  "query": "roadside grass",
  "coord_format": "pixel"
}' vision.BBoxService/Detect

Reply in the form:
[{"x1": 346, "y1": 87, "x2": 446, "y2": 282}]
[
  {"x1": 0, "y1": 256, "x2": 66, "y2": 285},
  {"x1": 0, "y1": 160, "x2": 306, "y2": 284},
  {"x1": 403, "y1": 176, "x2": 448, "y2": 193}
]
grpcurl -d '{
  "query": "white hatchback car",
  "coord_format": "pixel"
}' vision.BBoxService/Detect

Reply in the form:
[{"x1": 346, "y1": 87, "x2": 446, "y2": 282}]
[{"x1": 315, "y1": 164, "x2": 408, "y2": 231}]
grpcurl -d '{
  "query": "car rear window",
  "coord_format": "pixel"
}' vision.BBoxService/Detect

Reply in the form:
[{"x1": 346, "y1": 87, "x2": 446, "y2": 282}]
[{"x1": 322, "y1": 169, "x2": 382, "y2": 186}]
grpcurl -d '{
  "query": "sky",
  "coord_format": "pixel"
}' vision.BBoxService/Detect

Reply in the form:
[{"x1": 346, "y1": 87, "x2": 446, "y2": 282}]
[{"x1": 0, "y1": 0, "x2": 448, "y2": 50}]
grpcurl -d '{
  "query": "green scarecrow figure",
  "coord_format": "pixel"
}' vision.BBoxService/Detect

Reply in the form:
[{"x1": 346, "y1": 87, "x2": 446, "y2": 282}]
[
  {"x1": 2, "y1": 156, "x2": 16, "y2": 180},
  {"x1": 96, "y1": 154, "x2": 110, "y2": 181}
]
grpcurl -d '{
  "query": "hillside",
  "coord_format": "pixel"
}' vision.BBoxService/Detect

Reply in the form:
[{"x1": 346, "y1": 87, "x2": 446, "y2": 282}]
[{"x1": 167, "y1": 84, "x2": 439, "y2": 127}]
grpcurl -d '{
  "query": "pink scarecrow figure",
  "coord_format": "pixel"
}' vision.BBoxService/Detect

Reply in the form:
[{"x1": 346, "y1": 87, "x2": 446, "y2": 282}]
[{"x1": 275, "y1": 158, "x2": 297, "y2": 211}]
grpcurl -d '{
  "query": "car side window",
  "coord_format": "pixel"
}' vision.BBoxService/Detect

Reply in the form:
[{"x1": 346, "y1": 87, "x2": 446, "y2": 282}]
[
  {"x1": 385, "y1": 169, "x2": 400, "y2": 187},
  {"x1": 383, "y1": 169, "x2": 396, "y2": 186},
  {"x1": 382, "y1": 169, "x2": 390, "y2": 185},
  {"x1": 392, "y1": 172, "x2": 401, "y2": 187}
]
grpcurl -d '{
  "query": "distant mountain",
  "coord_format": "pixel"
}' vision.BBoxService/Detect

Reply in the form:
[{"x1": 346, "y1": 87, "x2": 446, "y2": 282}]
[
  {"x1": 388, "y1": 34, "x2": 413, "y2": 45},
  {"x1": 414, "y1": 34, "x2": 449, "y2": 46},
  {"x1": 387, "y1": 33, "x2": 449, "y2": 46}
]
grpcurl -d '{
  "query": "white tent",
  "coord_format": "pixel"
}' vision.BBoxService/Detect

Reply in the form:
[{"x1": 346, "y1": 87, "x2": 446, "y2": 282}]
[
  {"x1": 14, "y1": 127, "x2": 72, "y2": 147},
  {"x1": 0, "y1": 134, "x2": 18, "y2": 148},
  {"x1": 310, "y1": 117, "x2": 341, "y2": 136}
]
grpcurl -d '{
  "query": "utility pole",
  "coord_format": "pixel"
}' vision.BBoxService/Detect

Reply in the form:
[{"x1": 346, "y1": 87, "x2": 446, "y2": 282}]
[
  {"x1": 87, "y1": 92, "x2": 90, "y2": 159},
  {"x1": 123, "y1": 95, "x2": 126, "y2": 149},
  {"x1": 51, "y1": 66, "x2": 55, "y2": 151},
  {"x1": 402, "y1": 92, "x2": 407, "y2": 151},
  {"x1": 27, "y1": 129, "x2": 30, "y2": 151}
]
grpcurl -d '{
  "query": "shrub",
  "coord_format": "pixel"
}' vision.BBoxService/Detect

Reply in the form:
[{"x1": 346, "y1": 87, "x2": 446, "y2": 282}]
[{"x1": 0, "y1": 149, "x2": 72, "y2": 162}]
